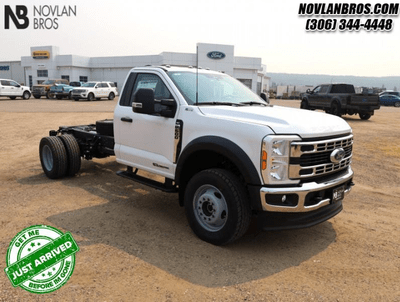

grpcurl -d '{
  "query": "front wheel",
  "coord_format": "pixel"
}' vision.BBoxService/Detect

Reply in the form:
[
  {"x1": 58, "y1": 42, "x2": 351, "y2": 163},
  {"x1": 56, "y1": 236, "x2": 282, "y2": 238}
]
[
  {"x1": 87, "y1": 93, "x2": 94, "y2": 101},
  {"x1": 394, "y1": 102, "x2": 400, "y2": 107},
  {"x1": 359, "y1": 113, "x2": 371, "y2": 120},
  {"x1": 300, "y1": 100, "x2": 309, "y2": 110},
  {"x1": 22, "y1": 91, "x2": 30, "y2": 99},
  {"x1": 184, "y1": 169, "x2": 251, "y2": 245}
]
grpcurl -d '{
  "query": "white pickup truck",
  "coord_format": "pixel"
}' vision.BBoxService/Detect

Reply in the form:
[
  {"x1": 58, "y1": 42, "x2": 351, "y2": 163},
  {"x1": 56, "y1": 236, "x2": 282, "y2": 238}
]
[{"x1": 39, "y1": 66, "x2": 354, "y2": 245}]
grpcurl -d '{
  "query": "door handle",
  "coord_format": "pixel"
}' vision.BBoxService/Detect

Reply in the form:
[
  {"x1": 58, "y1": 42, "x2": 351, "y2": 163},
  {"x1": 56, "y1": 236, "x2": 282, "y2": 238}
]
[{"x1": 121, "y1": 117, "x2": 132, "y2": 123}]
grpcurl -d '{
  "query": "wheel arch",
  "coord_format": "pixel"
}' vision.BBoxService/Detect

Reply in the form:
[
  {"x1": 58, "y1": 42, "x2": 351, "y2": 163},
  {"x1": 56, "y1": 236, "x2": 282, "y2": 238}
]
[{"x1": 175, "y1": 136, "x2": 262, "y2": 207}]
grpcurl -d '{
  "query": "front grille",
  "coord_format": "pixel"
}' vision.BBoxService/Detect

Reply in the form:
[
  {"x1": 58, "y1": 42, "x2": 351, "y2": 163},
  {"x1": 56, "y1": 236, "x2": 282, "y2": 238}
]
[
  {"x1": 72, "y1": 89, "x2": 85, "y2": 94},
  {"x1": 289, "y1": 134, "x2": 353, "y2": 179},
  {"x1": 33, "y1": 87, "x2": 44, "y2": 93}
]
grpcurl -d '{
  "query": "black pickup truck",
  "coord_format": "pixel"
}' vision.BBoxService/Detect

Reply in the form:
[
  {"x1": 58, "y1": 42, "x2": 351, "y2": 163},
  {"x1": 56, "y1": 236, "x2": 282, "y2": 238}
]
[{"x1": 300, "y1": 84, "x2": 380, "y2": 120}]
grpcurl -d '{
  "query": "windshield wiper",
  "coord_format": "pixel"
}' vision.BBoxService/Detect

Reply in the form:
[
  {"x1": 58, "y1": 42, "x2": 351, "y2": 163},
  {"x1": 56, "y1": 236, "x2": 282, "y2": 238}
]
[
  {"x1": 196, "y1": 102, "x2": 244, "y2": 106},
  {"x1": 240, "y1": 101, "x2": 268, "y2": 106}
]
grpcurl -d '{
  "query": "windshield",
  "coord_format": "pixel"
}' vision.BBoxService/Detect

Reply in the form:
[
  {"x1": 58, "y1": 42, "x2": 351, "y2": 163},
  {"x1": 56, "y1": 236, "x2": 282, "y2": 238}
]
[
  {"x1": 43, "y1": 80, "x2": 55, "y2": 85},
  {"x1": 82, "y1": 82, "x2": 96, "y2": 88},
  {"x1": 168, "y1": 72, "x2": 266, "y2": 105}
]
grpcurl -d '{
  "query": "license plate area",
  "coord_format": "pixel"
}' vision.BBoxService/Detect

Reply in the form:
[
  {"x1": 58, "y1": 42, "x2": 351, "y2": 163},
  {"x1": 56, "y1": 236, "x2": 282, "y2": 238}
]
[{"x1": 332, "y1": 185, "x2": 345, "y2": 203}]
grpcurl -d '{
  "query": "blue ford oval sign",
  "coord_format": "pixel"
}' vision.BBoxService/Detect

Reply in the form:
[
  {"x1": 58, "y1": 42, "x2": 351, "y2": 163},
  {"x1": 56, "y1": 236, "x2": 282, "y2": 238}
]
[{"x1": 207, "y1": 51, "x2": 226, "y2": 60}]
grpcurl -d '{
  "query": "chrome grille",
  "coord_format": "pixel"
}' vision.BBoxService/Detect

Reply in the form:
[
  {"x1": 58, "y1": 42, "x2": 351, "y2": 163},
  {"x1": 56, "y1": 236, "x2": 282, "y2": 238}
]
[
  {"x1": 72, "y1": 89, "x2": 85, "y2": 94},
  {"x1": 289, "y1": 134, "x2": 353, "y2": 179}
]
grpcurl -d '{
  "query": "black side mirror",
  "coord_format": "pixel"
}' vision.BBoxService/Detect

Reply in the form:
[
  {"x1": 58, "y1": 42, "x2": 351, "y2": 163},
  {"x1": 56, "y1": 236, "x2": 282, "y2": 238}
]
[
  {"x1": 306, "y1": 89, "x2": 311, "y2": 94},
  {"x1": 160, "y1": 99, "x2": 177, "y2": 118},
  {"x1": 260, "y1": 92, "x2": 269, "y2": 103},
  {"x1": 132, "y1": 88, "x2": 155, "y2": 114}
]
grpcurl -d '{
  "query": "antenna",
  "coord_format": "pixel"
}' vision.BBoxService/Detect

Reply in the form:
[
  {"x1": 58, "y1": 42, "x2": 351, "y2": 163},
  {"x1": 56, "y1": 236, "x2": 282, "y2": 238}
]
[{"x1": 196, "y1": 45, "x2": 199, "y2": 105}]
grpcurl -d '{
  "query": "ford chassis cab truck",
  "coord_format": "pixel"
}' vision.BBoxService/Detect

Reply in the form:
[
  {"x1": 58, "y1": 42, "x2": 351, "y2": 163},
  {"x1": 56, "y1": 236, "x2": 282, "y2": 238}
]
[{"x1": 39, "y1": 66, "x2": 354, "y2": 245}]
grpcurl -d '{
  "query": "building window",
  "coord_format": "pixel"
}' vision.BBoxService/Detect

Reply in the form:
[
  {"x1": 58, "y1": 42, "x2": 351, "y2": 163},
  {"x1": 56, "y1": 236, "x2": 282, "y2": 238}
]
[
  {"x1": 79, "y1": 76, "x2": 88, "y2": 82},
  {"x1": 238, "y1": 79, "x2": 252, "y2": 90},
  {"x1": 61, "y1": 75, "x2": 70, "y2": 82},
  {"x1": 257, "y1": 82, "x2": 262, "y2": 95},
  {"x1": 37, "y1": 70, "x2": 48, "y2": 77}
]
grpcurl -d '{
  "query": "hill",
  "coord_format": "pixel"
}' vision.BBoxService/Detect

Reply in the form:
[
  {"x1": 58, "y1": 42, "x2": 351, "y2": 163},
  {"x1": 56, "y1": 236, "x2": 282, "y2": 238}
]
[{"x1": 268, "y1": 73, "x2": 400, "y2": 90}]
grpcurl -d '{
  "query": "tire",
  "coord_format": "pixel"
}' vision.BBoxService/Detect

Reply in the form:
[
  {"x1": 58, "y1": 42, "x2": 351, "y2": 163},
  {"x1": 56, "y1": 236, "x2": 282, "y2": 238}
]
[
  {"x1": 87, "y1": 93, "x2": 94, "y2": 101},
  {"x1": 96, "y1": 119, "x2": 114, "y2": 136},
  {"x1": 300, "y1": 100, "x2": 309, "y2": 110},
  {"x1": 22, "y1": 91, "x2": 30, "y2": 99},
  {"x1": 108, "y1": 92, "x2": 115, "y2": 100},
  {"x1": 33, "y1": 95, "x2": 41, "y2": 99},
  {"x1": 46, "y1": 91, "x2": 51, "y2": 99},
  {"x1": 59, "y1": 134, "x2": 81, "y2": 176},
  {"x1": 9, "y1": 96, "x2": 16, "y2": 100},
  {"x1": 359, "y1": 113, "x2": 371, "y2": 120},
  {"x1": 330, "y1": 102, "x2": 341, "y2": 117},
  {"x1": 39, "y1": 136, "x2": 68, "y2": 179},
  {"x1": 394, "y1": 102, "x2": 400, "y2": 107},
  {"x1": 68, "y1": 92, "x2": 72, "y2": 100},
  {"x1": 184, "y1": 168, "x2": 251, "y2": 245}
]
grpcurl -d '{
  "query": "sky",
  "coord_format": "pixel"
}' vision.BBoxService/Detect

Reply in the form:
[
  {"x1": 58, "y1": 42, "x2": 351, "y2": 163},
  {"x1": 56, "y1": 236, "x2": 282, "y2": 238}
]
[{"x1": 1, "y1": 0, "x2": 399, "y2": 77}]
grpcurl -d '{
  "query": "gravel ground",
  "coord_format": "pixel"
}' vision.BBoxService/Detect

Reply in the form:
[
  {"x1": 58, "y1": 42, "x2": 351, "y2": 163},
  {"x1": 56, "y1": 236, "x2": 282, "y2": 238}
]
[{"x1": 0, "y1": 97, "x2": 399, "y2": 301}]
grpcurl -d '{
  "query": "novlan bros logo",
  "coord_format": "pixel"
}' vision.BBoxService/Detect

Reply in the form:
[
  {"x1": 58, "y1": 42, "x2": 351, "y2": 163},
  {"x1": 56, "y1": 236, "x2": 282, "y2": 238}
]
[
  {"x1": 4, "y1": 5, "x2": 29, "y2": 29},
  {"x1": 4, "y1": 5, "x2": 77, "y2": 30}
]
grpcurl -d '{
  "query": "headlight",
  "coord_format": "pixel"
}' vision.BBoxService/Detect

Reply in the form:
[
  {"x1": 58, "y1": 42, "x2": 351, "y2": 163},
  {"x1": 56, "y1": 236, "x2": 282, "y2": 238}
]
[{"x1": 261, "y1": 135, "x2": 301, "y2": 185}]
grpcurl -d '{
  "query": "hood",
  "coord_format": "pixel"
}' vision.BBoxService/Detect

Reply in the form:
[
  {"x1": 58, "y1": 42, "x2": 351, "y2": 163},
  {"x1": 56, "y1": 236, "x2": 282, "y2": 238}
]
[{"x1": 198, "y1": 105, "x2": 351, "y2": 138}]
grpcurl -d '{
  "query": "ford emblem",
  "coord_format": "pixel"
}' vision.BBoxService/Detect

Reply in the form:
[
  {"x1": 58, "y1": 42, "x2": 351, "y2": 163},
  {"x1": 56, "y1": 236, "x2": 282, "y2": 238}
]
[
  {"x1": 207, "y1": 51, "x2": 226, "y2": 60},
  {"x1": 330, "y1": 148, "x2": 345, "y2": 164}
]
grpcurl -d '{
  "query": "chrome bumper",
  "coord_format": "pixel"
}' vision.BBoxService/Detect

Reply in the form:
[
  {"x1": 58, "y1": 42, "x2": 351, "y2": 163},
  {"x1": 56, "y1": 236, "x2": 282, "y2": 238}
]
[{"x1": 260, "y1": 167, "x2": 353, "y2": 213}]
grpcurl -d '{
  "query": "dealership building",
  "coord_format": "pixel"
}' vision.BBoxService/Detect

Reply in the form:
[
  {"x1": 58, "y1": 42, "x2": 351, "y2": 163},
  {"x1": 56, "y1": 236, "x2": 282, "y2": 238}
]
[{"x1": 0, "y1": 43, "x2": 270, "y2": 94}]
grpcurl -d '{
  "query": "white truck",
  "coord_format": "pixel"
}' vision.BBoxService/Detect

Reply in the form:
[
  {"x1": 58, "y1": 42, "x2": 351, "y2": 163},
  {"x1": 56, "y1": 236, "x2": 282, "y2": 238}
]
[
  {"x1": 0, "y1": 79, "x2": 31, "y2": 99},
  {"x1": 39, "y1": 66, "x2": 354, "y2": 245}
]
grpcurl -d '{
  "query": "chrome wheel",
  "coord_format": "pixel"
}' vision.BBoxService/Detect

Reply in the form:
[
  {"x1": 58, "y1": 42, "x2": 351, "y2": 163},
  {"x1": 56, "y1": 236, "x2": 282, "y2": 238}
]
[
  {"x1": 42, "y1": 145, "x2": 53, "y2": 171},
  {"x1": 193, "y1": 185, "x2": 228, "y2": 232}
]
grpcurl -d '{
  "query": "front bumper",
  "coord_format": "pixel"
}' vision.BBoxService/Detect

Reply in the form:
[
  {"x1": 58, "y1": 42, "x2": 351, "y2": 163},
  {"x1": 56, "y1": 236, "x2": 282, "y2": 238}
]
[{"x1": 260, "y1": 167, "x2": 353, "y2": 213}]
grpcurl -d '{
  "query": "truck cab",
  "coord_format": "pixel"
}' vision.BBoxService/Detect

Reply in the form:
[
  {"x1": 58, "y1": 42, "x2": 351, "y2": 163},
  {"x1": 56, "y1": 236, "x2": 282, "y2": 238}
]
[{"x1": 40, "y1": 66, "x2": 355, "y2": 245}]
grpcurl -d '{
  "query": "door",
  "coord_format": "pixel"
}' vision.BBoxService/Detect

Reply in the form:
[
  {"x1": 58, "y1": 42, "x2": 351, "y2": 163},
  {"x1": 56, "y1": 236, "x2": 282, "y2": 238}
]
[
  {"x1": 10, "y1": 81, "x2": 22, "y2": 96},
  {"x1": 114, "y1": 72, "x2": 179, "y2": 178}
]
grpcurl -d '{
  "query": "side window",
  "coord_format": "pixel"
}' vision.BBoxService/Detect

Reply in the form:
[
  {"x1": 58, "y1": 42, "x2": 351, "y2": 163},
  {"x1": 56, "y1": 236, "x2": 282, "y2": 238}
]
[
  {"x1": 101, "y1": 83, "x2": 109, "y2": 88},
  {"x1": 319, "y1": 85, "x2": 329, "y2": 94},
  {"x1": 132, "y1": 74, "x2": 173, "y2": 102},
  {"x1": 1, "y1": 80, "x2": 10, "y2": 86},
  {"x1": 313, "y1": 86, "x2": 321, "y2": 94}
]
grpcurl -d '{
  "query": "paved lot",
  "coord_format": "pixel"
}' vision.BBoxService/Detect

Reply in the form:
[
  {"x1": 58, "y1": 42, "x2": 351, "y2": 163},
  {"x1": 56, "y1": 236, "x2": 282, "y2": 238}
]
[{"x1": 0, "y1": 97, "x2": 399, "y2": 301}]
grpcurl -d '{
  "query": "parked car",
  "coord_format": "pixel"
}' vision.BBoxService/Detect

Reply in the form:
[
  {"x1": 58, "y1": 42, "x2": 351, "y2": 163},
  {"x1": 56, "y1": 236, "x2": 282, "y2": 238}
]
[
  {"x1": 32, "y1": 79, "x2": 69, "y2": 99},
  {"x1": 379, "y1": 94, "x2": 400, "y2": 107},
  {"x1": 379, "y1": 91, "x2": 400, "y2": 97},
  {"x1": 49, "y1": 84, "x2": 75, "y2": 99},
  {"x1": 0, "y1": 79, "x2": 31, "y2": 99},
  {"x1": 69, "y1": 81, "x2": 84, "y2": 87},
  {"x1": 71, "y1": 81, "x2": 118, "y2": 101}
]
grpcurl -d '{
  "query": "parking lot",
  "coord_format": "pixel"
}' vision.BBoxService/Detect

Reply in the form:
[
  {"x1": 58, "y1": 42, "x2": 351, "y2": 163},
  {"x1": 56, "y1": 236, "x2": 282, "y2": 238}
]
[{"x1": 0, "y1": 97, "x2": 399, "y2": 301}]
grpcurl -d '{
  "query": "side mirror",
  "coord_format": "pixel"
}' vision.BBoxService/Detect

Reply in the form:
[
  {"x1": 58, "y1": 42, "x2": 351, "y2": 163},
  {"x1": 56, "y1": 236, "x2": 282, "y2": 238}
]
[
  {"x1": 160, "y1": 99, "x2": 177, "y2": 118},
  {"x1": 132, "y1": 88, "x2": 155, "y2": 114},
  {"x1": 260, "y1": 92, "x2": 269, "y2": 104},
  {"x1": 306, "y1": 89, "x2": 311, "y2": 94}
]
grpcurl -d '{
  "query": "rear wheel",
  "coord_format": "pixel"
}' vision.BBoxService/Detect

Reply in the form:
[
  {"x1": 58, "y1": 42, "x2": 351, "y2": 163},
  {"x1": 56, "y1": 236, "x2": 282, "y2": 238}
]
[
  {"x1": 39, "y1": 136, "x2": 68, "y2": 179},
  {"x1": 359, "y1": 113, "x2": 371, "y2": 120},
  {"x1": 108, "y1": 92, "x2": 115, "y2": 100},
  {"x1": 394, "y1": 102, "x2": 400, "y2": 107},
  {"x1": 330, "y1": 102, "x2": 341, "y2": 117},
  {"x1": 184, "y1": 168, "x2": 251, "y2": 245},
  {"x1": 59, "y1": 134, "x2": 81, "y2": 176},
  {"x1": 46, "y1": 91, "x2": 51, "y2": 99}
]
